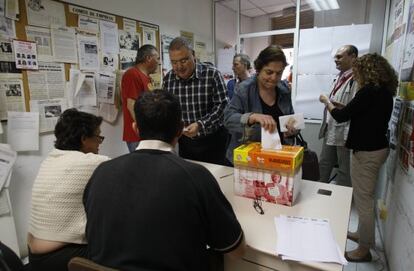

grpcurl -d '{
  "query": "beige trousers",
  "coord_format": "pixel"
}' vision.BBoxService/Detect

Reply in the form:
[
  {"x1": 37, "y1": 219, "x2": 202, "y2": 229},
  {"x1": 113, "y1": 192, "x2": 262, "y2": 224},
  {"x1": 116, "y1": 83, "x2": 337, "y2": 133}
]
[{"x1": 351, "y1": 148, "x2": 389, "y2": 248}]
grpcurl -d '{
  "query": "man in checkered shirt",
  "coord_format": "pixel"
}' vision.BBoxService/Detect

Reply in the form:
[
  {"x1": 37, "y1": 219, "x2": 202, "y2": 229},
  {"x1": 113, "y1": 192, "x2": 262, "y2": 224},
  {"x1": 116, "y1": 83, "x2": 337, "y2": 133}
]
[{"x1": 163, "y1": 37, "x2": 229, "y2": 165}]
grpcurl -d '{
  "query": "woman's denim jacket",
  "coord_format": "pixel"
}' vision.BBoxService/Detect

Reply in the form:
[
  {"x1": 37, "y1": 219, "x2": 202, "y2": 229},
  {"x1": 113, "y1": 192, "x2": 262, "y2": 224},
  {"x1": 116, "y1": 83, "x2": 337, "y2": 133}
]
[{"x1": 224, "y1": 76, "x2": 294, "y2": 163}]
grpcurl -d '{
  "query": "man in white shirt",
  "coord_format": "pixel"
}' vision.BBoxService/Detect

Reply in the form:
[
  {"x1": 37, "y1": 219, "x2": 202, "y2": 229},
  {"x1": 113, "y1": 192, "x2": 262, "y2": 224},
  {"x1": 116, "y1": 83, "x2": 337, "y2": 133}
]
[{"x1": 318, "y1": 45, "x2": 359, "y2": 187}]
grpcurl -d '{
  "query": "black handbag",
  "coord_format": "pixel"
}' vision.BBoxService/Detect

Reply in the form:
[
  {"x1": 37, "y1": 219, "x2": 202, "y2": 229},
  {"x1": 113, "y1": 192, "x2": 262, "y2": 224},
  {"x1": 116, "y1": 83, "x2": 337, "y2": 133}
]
[{"x1": 295, "y1": 133, "x2": 320, "y2": 181}]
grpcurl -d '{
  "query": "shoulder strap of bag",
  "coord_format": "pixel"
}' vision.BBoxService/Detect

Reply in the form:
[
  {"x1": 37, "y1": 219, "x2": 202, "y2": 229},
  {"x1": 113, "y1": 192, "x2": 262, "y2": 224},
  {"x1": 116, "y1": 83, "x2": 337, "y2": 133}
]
[{"x1": 295, "y1": 132, "x2": 308, "y2": 149}]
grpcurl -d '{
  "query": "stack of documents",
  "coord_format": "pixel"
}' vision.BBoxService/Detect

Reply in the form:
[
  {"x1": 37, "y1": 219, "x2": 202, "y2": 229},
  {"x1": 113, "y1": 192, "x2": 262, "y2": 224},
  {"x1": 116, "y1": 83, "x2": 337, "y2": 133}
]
[{"x1": 275, "y1": 215, "x2": 348, "y2": 265}]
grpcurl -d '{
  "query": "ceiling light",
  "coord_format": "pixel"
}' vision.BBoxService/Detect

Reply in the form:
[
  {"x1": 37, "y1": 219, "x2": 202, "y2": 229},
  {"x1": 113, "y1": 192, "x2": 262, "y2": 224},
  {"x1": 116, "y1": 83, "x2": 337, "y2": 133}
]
[{"x1": 307, "y1": 0, "x2": 340, "y2": 11}]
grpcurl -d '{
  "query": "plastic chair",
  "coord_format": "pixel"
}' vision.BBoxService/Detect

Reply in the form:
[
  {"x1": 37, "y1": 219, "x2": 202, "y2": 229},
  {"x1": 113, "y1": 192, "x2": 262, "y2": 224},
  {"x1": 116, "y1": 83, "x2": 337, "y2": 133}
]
[{"x1": 68, "y1": 257, "x2": 119, "y2": 271}]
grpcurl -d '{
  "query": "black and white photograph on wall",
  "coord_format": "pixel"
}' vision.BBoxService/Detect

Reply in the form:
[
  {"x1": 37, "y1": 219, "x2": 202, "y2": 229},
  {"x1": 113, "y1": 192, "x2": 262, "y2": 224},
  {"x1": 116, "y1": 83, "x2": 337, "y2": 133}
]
[
  {"x1": 103, "y1": 56, "x2": 113, "y2": 66},
  {"x1": 85, "y1": 43, "x2": 98, "y2": 54},
  {"x1": 143, "y1": 28, "x2": 156, "y2": 47},
  {"x1": 119, "y1": 31, "x2": 140, "y2": 51},
  {"x1": 27, "y1": 0, "x2": 45, "y2": 11},
  {"x1": 0, "y1": 16, "x2": 16, "y2": 38},
  {"x1": 0, "y1": 1, "x2": 4, "y2": 15},
  {"x1": 44, "y1": 105, "x2": 62, "y2": 118},
  {"x1": 0, "y1": 62, "x2": 20, "y2": 73},
  {"x1": 0, "y1": 40, "x2": 14, "y2": 62},
  {"x1": 101, "y1": 52, "x2": 118, "y2": 71},
  {"x1": 35, "y1": 36, "x2": 49, "y2": 47},
  {"x1": 5, "y1": 84, "x2": 22, "y2": 97},
  {"x1": 0, "y1": 41, "x2": 12, "y2": 53},
  {"x1": 120, "y1": 49, "x2": 136, "y2": 70}
]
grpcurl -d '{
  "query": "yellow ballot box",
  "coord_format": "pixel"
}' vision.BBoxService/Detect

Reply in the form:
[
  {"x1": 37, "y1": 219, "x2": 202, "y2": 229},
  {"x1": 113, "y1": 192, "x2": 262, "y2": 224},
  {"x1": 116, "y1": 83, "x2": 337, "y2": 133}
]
[{"x1": 233, "y1": 142, "x2": 304, "y2": 206}]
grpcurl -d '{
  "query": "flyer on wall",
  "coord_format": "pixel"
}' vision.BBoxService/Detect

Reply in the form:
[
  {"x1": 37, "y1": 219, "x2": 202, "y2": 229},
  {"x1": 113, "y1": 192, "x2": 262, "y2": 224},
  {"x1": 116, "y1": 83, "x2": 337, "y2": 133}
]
[{"x1": 13, "y1": 39, "x2": 38, "y2": 70}]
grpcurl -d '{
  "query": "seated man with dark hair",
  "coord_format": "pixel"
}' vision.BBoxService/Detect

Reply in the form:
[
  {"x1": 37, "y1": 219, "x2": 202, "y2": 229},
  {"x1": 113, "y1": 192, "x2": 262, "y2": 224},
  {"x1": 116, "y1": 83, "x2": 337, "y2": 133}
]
[{"x1": 84, "y1": 89, "x2": 244, "y2": 271}]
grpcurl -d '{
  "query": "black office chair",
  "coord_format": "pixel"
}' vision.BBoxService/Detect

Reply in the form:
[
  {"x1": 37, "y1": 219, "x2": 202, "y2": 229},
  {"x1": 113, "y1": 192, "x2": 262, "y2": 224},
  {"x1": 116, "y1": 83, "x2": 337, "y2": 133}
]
[
  {"x1": 0, "y1": 241, "x2": 24, "y2": 271},
  {"x1": 68, "y1": 257, "x2": 119, "y2": 271}
]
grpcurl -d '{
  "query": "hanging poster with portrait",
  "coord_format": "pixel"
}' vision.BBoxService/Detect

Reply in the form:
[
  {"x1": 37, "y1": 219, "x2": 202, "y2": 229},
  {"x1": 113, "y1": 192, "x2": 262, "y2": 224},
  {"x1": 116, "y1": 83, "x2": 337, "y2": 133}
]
[
  {"x1": 142, "y1": 27, "x2": 156, "y2": 46},
  {"x1": 13, "y1": 39, "x2": 38, "y2": 70}
]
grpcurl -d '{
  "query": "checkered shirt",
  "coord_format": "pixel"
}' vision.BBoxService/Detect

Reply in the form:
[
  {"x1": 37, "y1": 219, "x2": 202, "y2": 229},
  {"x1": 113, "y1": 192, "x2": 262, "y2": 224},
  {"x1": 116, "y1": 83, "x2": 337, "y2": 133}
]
[{"x1": 163, "y1": 63, "x2": 228, "y2": 137}]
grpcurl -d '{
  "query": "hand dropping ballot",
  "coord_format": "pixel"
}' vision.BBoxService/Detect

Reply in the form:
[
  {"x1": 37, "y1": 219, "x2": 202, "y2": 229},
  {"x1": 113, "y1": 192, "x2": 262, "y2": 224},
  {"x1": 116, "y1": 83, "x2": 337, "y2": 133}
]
[{"x1": 261, "y1": 127, "x2": 282, "y2": 151}]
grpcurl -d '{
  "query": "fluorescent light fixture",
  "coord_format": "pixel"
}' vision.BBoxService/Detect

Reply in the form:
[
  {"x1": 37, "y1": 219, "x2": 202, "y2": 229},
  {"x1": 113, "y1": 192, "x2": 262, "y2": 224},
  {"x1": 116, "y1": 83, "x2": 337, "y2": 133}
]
[{"x1": 307, "y1": 0, "x2": 340, "y2": 11}]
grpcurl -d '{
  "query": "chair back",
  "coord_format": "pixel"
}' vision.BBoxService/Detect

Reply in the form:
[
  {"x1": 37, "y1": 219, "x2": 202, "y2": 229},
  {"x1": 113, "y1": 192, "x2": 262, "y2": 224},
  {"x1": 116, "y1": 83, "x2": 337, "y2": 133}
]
[
  {"x1": 68, "y1": 257, "x2": 119, "y2": 271},
  {"x1": 0, "y1": 241, "x2": 24, "y2": 271}
]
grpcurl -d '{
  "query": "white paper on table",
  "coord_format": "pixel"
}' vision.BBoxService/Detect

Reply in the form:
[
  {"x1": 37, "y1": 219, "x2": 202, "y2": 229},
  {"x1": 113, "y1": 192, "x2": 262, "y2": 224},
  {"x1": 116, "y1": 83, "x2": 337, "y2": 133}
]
[
  {"x1": 281, "y1": 245, "x2": 348, "y2": 265},
  {"x1": 274, "y1": 215, "x2": 348, "y2": 265},
  {"x1": 261, "y1": 127, "x2": 282, "y2": 151},
  {"x1": 99, "y1": 20, "x2": 119, "y2": 54},
  {"x1": 0, "y1": 143, "x2": 16, "y2": 190},
  {"x1": 7, "y1": 111, "x2": 39, "y2": 151},
  {"x1": 279, "y1": 113, "x2": 305, "y2": 132}
]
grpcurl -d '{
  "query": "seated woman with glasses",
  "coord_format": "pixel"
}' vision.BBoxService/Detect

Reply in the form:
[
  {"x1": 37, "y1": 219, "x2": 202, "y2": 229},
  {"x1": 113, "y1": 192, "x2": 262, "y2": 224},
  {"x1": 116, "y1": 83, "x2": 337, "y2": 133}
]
[{"x1": 27, "y1": 108, "x2": 110, "y2": 271}]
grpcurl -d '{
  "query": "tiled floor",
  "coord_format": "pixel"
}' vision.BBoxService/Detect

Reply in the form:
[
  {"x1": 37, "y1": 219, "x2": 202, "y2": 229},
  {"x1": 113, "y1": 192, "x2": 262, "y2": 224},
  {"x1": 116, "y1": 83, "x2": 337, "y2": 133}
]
[{"x1": 344, "y1": 208, "x2": 388, "y2": 271}]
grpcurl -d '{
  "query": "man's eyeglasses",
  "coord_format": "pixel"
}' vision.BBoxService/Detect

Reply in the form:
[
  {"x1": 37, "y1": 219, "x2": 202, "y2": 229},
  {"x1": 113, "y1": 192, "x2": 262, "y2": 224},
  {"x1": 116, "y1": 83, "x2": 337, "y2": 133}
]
[
  {"x1": 94, "y1": 135, "x2": 105, "y2": 143},
  {"x1": 171, "y1": 56, "x2": 191, "y2": 66},
  {"x1": 253, "y1": 197, "x2": 264, "y2": 215}
]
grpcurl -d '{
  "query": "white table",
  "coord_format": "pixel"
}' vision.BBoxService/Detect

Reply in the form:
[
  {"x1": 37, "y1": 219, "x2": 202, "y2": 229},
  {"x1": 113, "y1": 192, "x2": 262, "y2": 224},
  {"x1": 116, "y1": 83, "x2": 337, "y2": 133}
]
[{"x1": 197, "y1": 162, "x2": 353, "y2": 271}]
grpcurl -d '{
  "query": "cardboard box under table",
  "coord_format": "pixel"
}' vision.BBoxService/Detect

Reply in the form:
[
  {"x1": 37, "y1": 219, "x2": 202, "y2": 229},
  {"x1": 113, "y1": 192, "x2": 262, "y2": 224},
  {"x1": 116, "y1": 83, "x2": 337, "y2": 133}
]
[{"x1": 233, "y1": 143, "x2": 304, "y2": 206}]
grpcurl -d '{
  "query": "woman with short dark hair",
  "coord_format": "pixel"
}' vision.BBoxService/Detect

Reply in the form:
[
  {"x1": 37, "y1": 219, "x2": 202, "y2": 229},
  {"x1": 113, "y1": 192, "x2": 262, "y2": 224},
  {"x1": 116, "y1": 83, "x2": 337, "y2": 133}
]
[
  {"x1": 224, "y1": 45, "x2": 298, "y2": 164},
  {"x1": 28, "y1": 108, "x2": 110, "y2": 271},
  {"x1": 320, "y1": 53, "x2": 397, "y2": 262}
]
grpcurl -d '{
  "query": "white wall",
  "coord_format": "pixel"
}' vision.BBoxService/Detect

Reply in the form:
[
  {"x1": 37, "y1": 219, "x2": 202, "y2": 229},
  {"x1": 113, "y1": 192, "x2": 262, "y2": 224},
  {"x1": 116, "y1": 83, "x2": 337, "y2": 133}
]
[
  {"x1": 6, "y1": 0, "x2": 214, "y2": 258},
  {"x1": 214, "y1": 3, "x2": 252, "y2": 57}
]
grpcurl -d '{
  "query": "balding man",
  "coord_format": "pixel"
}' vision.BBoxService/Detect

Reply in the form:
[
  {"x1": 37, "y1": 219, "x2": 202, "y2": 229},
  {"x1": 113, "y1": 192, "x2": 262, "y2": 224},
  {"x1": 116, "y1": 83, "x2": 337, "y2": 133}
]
[{"x1": 318, "y1": 45, "x2": 359, "y2": 187}]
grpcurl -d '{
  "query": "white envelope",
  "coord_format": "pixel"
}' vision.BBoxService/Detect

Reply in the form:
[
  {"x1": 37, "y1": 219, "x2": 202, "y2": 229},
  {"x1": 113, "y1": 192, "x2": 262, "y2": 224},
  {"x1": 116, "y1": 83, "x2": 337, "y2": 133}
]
[{"x1": 279, "y1": 113, "x2": 305, "y2": 132}]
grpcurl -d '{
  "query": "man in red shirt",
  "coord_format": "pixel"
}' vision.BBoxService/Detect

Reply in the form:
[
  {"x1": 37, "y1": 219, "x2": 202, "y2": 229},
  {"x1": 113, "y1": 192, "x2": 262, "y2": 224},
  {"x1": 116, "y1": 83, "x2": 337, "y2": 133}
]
[{"x1": 122, "y1": 44, "x2": 160, "y2": 152}]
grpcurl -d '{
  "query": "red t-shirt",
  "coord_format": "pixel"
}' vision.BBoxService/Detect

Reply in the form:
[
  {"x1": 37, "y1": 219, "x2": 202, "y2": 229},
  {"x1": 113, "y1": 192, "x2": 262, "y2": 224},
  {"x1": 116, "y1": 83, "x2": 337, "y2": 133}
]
[{"x1": 121, "y1": 67, "x2": 152, "y2": 142}]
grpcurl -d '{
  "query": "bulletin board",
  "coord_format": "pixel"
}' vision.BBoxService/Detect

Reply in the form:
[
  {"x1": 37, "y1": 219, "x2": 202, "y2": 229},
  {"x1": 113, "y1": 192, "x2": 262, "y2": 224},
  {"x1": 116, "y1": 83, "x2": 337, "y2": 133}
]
[{"x1": 3, "y1": 0, "x2": 160, "y2": 125}]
